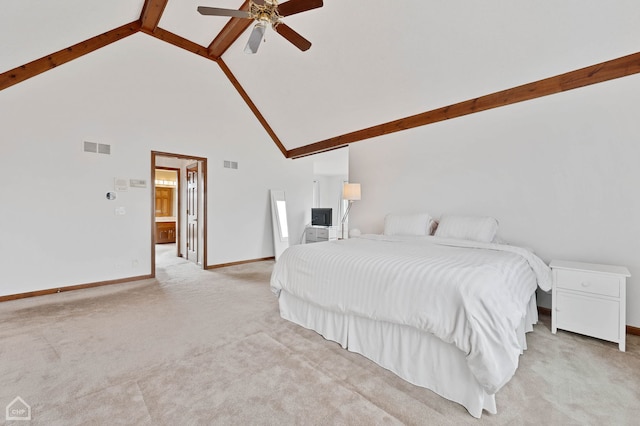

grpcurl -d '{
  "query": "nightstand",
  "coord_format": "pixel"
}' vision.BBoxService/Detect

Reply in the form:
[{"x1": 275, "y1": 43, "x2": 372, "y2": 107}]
[
  {"x1": 550, "y1": 260, "x2": 630, "y2": 351},
  {"x1": 304, "y1": 226, "x2": 338, "y2": 244}
]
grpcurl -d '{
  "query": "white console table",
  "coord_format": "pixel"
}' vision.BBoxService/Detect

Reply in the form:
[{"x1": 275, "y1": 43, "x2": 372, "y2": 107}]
[
  {"x1": 550, "y1": 259, "x2": 630, "y2": 351},
  {"x1": 304, "y1": 226, "x2": 338, "y2": 243}
]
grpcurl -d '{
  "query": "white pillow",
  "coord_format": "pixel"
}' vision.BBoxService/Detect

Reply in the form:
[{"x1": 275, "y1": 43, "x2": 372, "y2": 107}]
[
  {"x1": 434, "y1": 215, "x2": 499, "y2": 243},
  {"x1": 384, "y1": 213, "x2": 433, "y2": 236}
]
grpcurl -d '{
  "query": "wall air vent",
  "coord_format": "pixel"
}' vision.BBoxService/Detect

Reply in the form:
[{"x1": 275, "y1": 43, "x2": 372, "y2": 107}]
[
  {"x1": 84, "y1": 141, "x2": 111, "y2": 155},
  {"x1": 83, "y1": 141, "x2": 98, "y2": 153},
  {"x1": 98, "y1": 143, "x2": 111, "y2": 155},
  {"x1": 224, "y1": 160, "x2": 238, "y2": 169}
]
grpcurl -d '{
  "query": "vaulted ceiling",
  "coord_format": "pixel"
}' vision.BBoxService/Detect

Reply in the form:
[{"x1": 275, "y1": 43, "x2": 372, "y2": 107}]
[{"x1": 2, "y1": 1, "x2": 640, "y2": 158}]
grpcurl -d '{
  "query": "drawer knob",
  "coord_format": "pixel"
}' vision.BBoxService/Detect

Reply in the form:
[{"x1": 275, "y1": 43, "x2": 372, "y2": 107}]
[{"x1": 581, "y1": 282, "x2": 591, "y2": 287}]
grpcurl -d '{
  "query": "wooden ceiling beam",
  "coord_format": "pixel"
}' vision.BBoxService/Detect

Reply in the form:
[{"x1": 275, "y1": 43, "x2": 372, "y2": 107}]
[
  {"x1": 0, "y1": 21, "x2": 141, "y2": 92},
  {"x1": 143, "y1": 27, "x2": 214, "y2": 61},
  {"x1": 217, "y1": 59, "x2": 288, "y2": 157},
  {"x1": 207, "y1": 1, "x2": 253, "y2": 59},
  {"x1": 287, "y1": 51, "x2": 640, "y2": 159},
  {"x1": 140, "y1": 0, "x2": 169, "y2": 32}
]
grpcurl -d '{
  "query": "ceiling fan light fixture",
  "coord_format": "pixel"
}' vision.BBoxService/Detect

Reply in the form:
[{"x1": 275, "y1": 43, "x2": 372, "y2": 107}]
[{"x1": 244, "y1": 20, "x2": 268, "y2": 54}]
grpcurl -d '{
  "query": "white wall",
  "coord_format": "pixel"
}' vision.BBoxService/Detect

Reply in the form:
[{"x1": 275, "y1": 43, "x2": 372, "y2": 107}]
[
  {"x1": 311, "y1": 148, "x2": 350, "y2": 230},
  {"x1": 349, "y1": 74, "x2": 640, "y2": 327},
  {"x1": 0, "y1": 34, "x2": 312, "y2": 296},
  {"x1": 314, "y1": 175, "x2": 347, "y2": 227}
]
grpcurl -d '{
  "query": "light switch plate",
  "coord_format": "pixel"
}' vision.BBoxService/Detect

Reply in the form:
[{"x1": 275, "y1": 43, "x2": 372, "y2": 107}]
[{"x1": 130, "y1": 179, "x2": 147, "y2": 188}]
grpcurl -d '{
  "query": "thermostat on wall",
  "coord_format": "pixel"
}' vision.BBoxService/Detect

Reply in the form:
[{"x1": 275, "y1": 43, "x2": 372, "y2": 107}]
[{"x1": 114, "y1": 177, "x2": 128, "y2": 192}]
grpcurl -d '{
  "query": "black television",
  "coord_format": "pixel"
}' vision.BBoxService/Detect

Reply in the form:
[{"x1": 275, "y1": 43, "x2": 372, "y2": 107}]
[{"x1": 311, "y1": 208, "x2": 332, "y2": 227}]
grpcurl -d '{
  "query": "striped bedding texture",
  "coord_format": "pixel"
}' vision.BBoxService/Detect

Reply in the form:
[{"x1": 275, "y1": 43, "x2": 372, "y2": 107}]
[{"x1": 270, "y1": 234, "x2": 552, "y2": 395}]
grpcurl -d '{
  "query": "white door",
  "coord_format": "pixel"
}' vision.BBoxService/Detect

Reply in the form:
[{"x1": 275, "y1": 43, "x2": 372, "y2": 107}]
[{"x1": 186, "y1": 163, "x2": 198, "y2": 263}]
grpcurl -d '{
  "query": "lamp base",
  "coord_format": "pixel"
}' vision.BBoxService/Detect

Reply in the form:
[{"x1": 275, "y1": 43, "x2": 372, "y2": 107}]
[{"x1": 341, "y1": 200, "x2": 354, "y2": 240}]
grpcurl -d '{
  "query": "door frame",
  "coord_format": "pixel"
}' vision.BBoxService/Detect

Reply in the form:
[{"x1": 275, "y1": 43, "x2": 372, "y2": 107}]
[{"x1": 151, "y1": 151, "x2": 208, "y2": 277}]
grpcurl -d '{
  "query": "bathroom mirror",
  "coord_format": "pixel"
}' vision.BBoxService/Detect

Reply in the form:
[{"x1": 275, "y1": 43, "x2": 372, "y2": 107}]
[{"x1": 270, "y1": 190, "x2": 289, "y2": 261}]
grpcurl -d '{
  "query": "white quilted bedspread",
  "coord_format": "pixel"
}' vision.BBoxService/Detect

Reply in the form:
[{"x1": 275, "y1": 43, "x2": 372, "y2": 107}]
[{"x1": 270, "y1": 235, "x2": 552, "y2": 394}]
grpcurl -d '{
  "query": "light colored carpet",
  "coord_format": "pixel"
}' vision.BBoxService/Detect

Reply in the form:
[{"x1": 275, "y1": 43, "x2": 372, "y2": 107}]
[{"x1": 1, "y1": 243, "x2": 639, "y2": 425}]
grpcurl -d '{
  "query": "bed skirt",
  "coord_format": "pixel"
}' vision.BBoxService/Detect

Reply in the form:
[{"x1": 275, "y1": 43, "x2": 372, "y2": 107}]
[{"x1": 278, "y1": 291, "x2": 538, "y2": 418}]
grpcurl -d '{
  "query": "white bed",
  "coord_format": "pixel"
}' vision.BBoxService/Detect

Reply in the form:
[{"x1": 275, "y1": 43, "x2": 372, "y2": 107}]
[{"x1": 270, "y1": 234, "x2": 552, "y2": 418}]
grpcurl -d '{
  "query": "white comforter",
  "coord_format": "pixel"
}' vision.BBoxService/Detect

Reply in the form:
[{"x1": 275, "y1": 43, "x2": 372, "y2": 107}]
[{"x1": 270, "y1": 235, "x2": 552, "y2": 394}]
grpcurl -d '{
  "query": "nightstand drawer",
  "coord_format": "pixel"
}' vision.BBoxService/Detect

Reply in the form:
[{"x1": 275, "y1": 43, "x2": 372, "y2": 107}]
[
  {"x1": 555, "y1": 269, "x2": 619, "y2": 297},
  {"x1": 555, "y1": 292, "x2": 619, "y2": 342},
  {"x1": 315, "y1": 228, "x2": 329, "y2": 238}
]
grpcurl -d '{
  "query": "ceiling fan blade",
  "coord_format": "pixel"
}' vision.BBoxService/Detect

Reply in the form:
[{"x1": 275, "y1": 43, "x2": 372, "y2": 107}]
[
  {"x1": 274, "y1": 23, "x2": 312, "y2": 51},
  {"x1": 277, "y1": 0, "x2": 323, "y2": 17},
  {"x1": 197, "y1": 6, "x2": 251, "y2": 19},
  {"x1": 244, "y1": 22, "x2": 268, "y2": 54}
]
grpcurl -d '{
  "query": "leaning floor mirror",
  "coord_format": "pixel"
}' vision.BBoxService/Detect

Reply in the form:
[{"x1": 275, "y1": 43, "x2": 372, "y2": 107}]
[{"x1": 270, "y1": 189, "x2": 289, "y2": 261}]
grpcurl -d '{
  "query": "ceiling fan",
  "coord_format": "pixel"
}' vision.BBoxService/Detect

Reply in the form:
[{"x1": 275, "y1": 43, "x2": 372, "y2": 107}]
[{"x1": 198, "y1": 0, "x2": 323, "y2": 54}]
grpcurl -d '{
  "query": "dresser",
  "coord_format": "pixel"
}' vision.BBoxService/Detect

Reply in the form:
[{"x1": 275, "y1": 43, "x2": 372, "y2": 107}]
[
  {"x1": 304, "y1": 226, "x2": 338, "y2": 243},
  {"x1": 550, "y1": 259, "x2": 630, "y2": 351},
  {"x1": 155, "y1": 221, "x2": 176, "y2": 244}
]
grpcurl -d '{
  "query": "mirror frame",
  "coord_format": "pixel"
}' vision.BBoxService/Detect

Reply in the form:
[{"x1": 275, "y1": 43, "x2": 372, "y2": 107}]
[{"x1": 270, "y1": 189, "x2": 290, "y2": 261}]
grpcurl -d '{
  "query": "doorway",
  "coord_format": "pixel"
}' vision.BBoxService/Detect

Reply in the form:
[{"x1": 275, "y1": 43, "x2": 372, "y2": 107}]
[
  {"x1": 151, "y1": 151, "x2": 208, "y2": 277},
  {"x1": 154, "y1": 168, "x2": 179, "y2": 248}
]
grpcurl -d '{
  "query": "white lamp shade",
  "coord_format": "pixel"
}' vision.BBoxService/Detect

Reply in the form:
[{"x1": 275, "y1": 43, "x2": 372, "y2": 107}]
[{"x1": 343, "y1": 183, "x2": 361, "y2": 201}]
